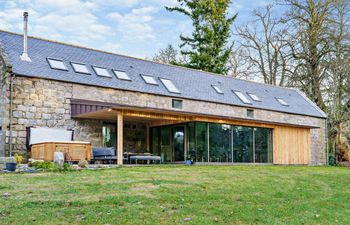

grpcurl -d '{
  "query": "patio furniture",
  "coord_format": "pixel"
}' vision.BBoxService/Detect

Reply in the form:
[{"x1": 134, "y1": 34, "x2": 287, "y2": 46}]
[
  {"x1": 129, "y1": 155, "x2": 162, "y2": 164},
  {"x1": 91, "y1": 147, "x2": 117, "y2": 164}
]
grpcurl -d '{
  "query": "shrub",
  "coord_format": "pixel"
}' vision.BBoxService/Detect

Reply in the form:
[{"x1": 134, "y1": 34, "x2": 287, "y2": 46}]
[
  {"x1": 328, "y1": 154, "x2": 335, "y2": 166},
  {"x1": 15, "y1": 154, "x2": 23, "y2": 164},
  {"x1": 31, "y1": 161, "x2": 57, "y2": 170},
  {"x1": 62, "y1": 162, "x2": 74, "y2": 172}
]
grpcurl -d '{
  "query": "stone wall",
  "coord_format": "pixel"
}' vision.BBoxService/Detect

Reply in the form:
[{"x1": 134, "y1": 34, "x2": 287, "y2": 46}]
[
  {"x1": 4, "y1": 77, "x2": 147, "y2": 157},
  {"x1": 124, "y1": 122, "x2": 147, "y2": 153},
  {"x1": 5, "y1": 76, "x2": 326, "y2": 164}
]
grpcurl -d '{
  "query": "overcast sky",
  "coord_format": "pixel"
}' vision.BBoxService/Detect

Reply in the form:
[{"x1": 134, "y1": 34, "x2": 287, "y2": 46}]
[{"x1": 0, "y1": 0, "x2": 272, "y2": 58}]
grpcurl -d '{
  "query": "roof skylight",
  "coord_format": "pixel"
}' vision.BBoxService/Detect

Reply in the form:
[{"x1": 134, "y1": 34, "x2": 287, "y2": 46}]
[
  {"x1": 113, "y1": 70, "x2": 131, "y2": 81},
  {"x1": 141, "y1": 74, "x2": 158, "y2": 85},
  {"x1": 71, "y1": 62, "x2": 90, "y2": 74},
  {"x1": 212, "y1": 85, "x2": 223, "y2": 94},
  {"x1": 47, "y1": 58, "x2": 67, "y2": 71},
  {"x1": 248, "y1": 93, "x2": 261, "y2": 102},
  {"x1": 233, "y1": 91, "x2": 252, "y2": 104},
  {"x1": 92, "y1": 66, "x2": 111, "y2": 77},
  {"x1": 276, "y1": 98, "x2": 289, "y2": 106},
  {"x1": 160, "y1": 78, "x2": 180, "y2": 94}
]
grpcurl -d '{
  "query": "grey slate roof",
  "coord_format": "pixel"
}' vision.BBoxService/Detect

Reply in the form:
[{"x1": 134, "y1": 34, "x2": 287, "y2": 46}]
[{"x1": 0, "y1": 30, "x2": 326, "y2": 118}]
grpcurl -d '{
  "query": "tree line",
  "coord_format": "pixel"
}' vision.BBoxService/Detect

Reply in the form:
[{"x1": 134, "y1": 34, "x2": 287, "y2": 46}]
[{"x1": 153, "y1": 0, "x2": 350, "y2": 162}]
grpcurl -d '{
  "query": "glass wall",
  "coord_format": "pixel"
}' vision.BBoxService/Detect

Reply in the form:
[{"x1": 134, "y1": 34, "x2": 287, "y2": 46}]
[
  {"x1": 151, "y1": 127, "x2": 160, "y2": 156},
  {"x1": 187, "y1": 122, "x2": 196, "y2": 160},
  {"x1": 150, "y1": 122, "x2": 273, "y2": 164},
  {"x1": 195, "y1": 122, "x2": 208, "y2": 162},
  {"x1": 192, "y1": 122, "x2": 272, "y2": 163},
  {"x1": 209, "y1": 124, "x2": 232, "y2": 162},
  {"x1": 102, "y1": 124, "x2": 116, "y2": 148},
  {"x1": 232, "y1": 126, "x2": 253, "y2": 162},
  {"x1": 254, "y1": 128, "x2": 272, "y2": 163},
  {"x1": 160, "y1": 127, "x2": 172, "y2": 162}
]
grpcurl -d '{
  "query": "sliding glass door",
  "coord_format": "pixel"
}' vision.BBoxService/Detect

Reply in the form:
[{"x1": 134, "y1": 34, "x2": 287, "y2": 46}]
[
  {"x1": 173, "y1": 126, "x2": 185, "y2": 162},
  {"x1": 209, "y1": 124, "x2": 231, "y2": 162},
  {"x1": 254, "y1": 128, "x2": 272, "y2": 163},
  {"x1": 150, "y1": 125, "x2": 186, "y2": 163},
  {"x1": 187, "y1": 122, "x2": 272, "y2": 163},
  {"x1": 151, "y1": 122, "x2": 273, "y2": 164},
  {"x1": 232, "y1": 126, "x2": 253, "y2": 162}
]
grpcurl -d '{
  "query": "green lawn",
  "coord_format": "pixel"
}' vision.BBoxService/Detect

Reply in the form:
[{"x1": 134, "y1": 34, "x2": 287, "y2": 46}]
[{"x1": 0, "y1": 165, "x2": 350, "y2": 224}]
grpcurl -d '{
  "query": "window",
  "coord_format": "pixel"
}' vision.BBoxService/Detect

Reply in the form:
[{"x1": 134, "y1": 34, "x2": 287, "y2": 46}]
[
  {"x1": 233, "y1": 91, "x2": 252, "y2": 104},
  {"x1": 172, "y1": 99, "x2": 183, "y2": 109},
  {"x1": 276, "y1": 97, "x2": 289, "y2": 106},
  {"x1": 113, "y1": 70, "x2": 131, "y2": 81},
  {"x1": 254, "y1": 128, "x2": 272, "y2": 163},
  {"x1": 209, "y1": 124, "x2": 231, "y2": 162},
  {"x1": 47, "y1": 58, "x2": 67, "y2": 71},
  {"x1": 248, "y1": 93, "x2": 261, "y2": 102},
  {"x1": 160, "y1": 127, "x2": 172, "y2": 162},
  {"x1": 232, "y1": 126, "x2": 254, "y2": 162},
  {"x1": 93, "y1": 66, "x2": 111, "y2": 77},
  {"x1": 160, "y1": 78, "x2": 180, "y2": 94},
  {"x1": 102, "y1": 124, "x2": 116, "y2": 148},
  {"x1": 247, "y1": 109, "x2": 254, "y2": 118},
  {"x1": 141, "y1": 74, "x2": 158, "y2": 85},
  {"x1": 71, "y1": 62, "x2": 90, "y2": 74},
  {"x1": 212, "y1": 85, "x2": 223, "y2": 94},
  {"x1": 195, "y1": 122, "x2": 209, "y2": 162}
]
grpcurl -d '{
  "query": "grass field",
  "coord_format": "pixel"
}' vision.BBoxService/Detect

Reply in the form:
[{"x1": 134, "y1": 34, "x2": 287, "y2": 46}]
[{"x1": 0, "y1": 165, "x2": 350, "y2": 224}]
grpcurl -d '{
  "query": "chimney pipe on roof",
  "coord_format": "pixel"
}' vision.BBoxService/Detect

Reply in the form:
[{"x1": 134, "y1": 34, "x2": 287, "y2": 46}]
[{"x1": 20, "y1": 12, "x2": 31, "y2": 61}]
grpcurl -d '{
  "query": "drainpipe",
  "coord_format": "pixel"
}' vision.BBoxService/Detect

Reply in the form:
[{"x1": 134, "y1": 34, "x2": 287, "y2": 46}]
[{"x1": 9, "y1": 73, "x2": 14, "y2": 157}]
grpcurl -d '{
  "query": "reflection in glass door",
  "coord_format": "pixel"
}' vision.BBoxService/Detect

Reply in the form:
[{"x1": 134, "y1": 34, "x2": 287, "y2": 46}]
[{"x1": 173, "y1": 126, "x2": 185, "y2": 162}]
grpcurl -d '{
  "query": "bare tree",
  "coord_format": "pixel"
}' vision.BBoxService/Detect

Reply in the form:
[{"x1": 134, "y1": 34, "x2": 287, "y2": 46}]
[
  {"x1": 282, "y1": 0, "x2": 334, "y2": 111},
  {"x1": 226, "y1": 46, "x2": 255, "y2": 79},
  {"x1": 236, "y1": 4, "x2": 290, "y2": 86},
  {"x1": 153, "y1": 44, "x2": 179, "y2": 65},
  {"x1": 325, "y1": 0, "x2": 350, "y2": 161}
]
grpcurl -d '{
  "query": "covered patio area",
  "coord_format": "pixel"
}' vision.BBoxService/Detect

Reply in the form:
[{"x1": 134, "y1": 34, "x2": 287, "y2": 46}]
[
  {"x1": 71, "y1": 99, "x2": 192, "y2": 165},
  {"x1": 70, "y1": 99, "x2": 296, "y2": 165}
]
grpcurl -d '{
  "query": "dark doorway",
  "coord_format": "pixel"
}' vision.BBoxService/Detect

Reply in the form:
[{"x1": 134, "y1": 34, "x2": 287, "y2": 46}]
[{"x1": 173, "y1": 126, "x2": 185, "y2": 162}]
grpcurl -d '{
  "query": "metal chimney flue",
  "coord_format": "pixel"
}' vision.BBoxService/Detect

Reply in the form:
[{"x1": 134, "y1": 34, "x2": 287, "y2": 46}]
[{"x1": 20, "y1": 11, "x2": 31, "y2": 61}]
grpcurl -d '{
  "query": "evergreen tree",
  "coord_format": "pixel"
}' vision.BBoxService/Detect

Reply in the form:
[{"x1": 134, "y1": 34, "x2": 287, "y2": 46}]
[{"x1": 166, "y1": 0, "x2": 237, "y2": 74}]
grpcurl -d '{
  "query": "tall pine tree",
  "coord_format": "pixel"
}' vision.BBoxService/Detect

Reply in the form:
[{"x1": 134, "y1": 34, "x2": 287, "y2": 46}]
[{"x1": 166, "y1": 0, "x2": 236, "y2": 74}]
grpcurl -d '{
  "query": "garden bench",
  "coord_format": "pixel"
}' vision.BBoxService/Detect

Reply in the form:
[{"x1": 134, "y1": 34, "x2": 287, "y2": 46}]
[{"x1": 91, "y1": 147, "x2": 117, "y2": 164}]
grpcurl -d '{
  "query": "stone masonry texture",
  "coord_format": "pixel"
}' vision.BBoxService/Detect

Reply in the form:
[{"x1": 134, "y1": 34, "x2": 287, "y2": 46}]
[
  {"x1": 1, "y1": 76, "x2": 327, "y2": 164},
  {"x1": 0, "y1": 59, "x2": 5, "y2": 157}
]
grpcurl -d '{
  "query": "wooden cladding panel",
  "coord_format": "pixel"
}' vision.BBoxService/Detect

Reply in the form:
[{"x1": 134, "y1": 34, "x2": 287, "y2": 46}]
[{"x1": 273, "y1": 126, "x2": 310, "y2": 165}]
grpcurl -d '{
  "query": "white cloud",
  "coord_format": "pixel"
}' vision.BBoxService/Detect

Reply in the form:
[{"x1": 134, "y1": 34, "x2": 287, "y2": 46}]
[
  {"x1": 0, "y1": 0, "x2": 114, "y2": 46},
  {"x1": 0, "y1": 0, "x2": 186, "y2": 57},
  {"x1": 108, "y1": 6, "x2": 159, "y2": 42}
]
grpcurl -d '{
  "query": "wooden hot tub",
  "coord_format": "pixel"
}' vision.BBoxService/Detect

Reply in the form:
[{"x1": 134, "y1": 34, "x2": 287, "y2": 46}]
[{"x1": 31, "y1": 141, "x2": 91, "y2": 162}]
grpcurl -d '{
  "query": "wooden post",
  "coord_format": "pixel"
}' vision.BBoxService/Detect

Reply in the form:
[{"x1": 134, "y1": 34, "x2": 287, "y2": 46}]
[{"x1": 117, "y1": 113, "x2": 123, "y2": 165}]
